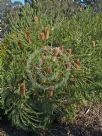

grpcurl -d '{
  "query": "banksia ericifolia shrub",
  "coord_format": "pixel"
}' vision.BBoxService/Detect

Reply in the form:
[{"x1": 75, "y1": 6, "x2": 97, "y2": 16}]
[{"x1": 1, "y1": 4, "x2": 102, "y2": 134}]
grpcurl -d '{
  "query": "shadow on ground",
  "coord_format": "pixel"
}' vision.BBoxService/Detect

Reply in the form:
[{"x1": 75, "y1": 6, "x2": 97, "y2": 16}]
[
  {"x1": 0, "y1": 118, "x2": 102, "y2": 136},
  {"x1": 47, "y1": 123, "x2": 102, "y2": 136}
]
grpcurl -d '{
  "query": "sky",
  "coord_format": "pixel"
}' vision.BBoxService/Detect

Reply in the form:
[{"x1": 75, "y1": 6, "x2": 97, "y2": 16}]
[{"x1": 11, "y1": 0, "x2": 25, "y2": 5}]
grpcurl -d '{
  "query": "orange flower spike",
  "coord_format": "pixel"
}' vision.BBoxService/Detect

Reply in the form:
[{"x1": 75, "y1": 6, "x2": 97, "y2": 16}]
[
  {"x1": 59, "y1": 46, "x2": 64, "y2": 55},
  {"x1": 43, "y1": 46, "x2": 49, "y2": 52},
  {"x1": 65, "y1": 62, "x2": 72, "y2": 70},
  {"x1": 75, "y1": 59, "x2": 81, "y2": 69},
  {"x1": 48, "y1": 86, "x2": 55, "y2": 98},
  {"x1": 40, "y1": 32, "x2": 46, "y2": 41},
  {"x1": 26, "y1": 31, "x2": 30, "y2": 38},
  {"x1": 92, "y1": 41, "x2": 96, "y2": 48},
  {"x1": 52, "y1": 56, "x2": 57, "y2": 62},
  {"x1": 18, "y1": 40, "x2": 22, "y2": 49},
  {"x1": 25, "y1": 31, "x2": 32, "y2": 43},
  {"x1": 53, "y1": 47, "x2": 60, "y2": 57},
  {"x1": 44, "y1": 27, "x2": 50, "y2": 40},
  {"x1": 27, "y1": 37, "x2": 32, "y2": 44},
  {"x1": 79, "y1": 6, "x2": 83, "y2": 12},
  {"x1": 34, "y1": 16, "x2": 39, "y2": 24},
  {"x1": 60, "y1": 46, "x2": 64, "y2": 52},
  {"x1": 67, "y1": 48, "x2": 72, "y2": 56},
  {"x1": 47, "y1": 67, "x2": 52, "y2": 74},
  {"x1": 76, "y1": 59, "x2": 80, "y2": 66},
  {"x1": 40, "y1": 57, "x2": 46, "y2": 65},
  {"x1": 19, "y1": 83, "x2": 26, "y2": 97}
]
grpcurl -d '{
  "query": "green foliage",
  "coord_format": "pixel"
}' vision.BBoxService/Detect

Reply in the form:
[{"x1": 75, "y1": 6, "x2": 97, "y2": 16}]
[
  {"x1": 32, "y1": 0, "x2": 77, "y2": 18},
  {"x1": 0, "y1": 4, "x2": 102, "y2": 134}
]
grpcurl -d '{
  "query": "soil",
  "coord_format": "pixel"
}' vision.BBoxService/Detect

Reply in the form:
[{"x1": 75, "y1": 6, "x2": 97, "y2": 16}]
[
  {"x1": 47, "y1": 103, "x2": 102, "y2": 136},
  {"x1": 0, "y1": 103, "x2": 102, "y2": 136}
]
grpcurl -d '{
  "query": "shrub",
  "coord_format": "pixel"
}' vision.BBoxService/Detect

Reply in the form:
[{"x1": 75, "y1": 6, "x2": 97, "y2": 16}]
[
  {"x1": 1, "y1": 4, "x2": 102, "y2": 134},
  {"x1": 32, "y1": 0, "x2": 77, "y2": 18}
]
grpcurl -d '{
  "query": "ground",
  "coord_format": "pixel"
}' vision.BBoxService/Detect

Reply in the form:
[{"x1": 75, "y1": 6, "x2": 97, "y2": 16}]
[{"x1": 0, "y1": 103, "x2": 102, "y2": 136}]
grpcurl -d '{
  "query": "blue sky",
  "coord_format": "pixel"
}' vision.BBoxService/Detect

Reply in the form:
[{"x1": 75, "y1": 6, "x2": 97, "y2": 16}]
[{"x1": 11, "y1": 0, "x2": 25, "y2": 5}]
